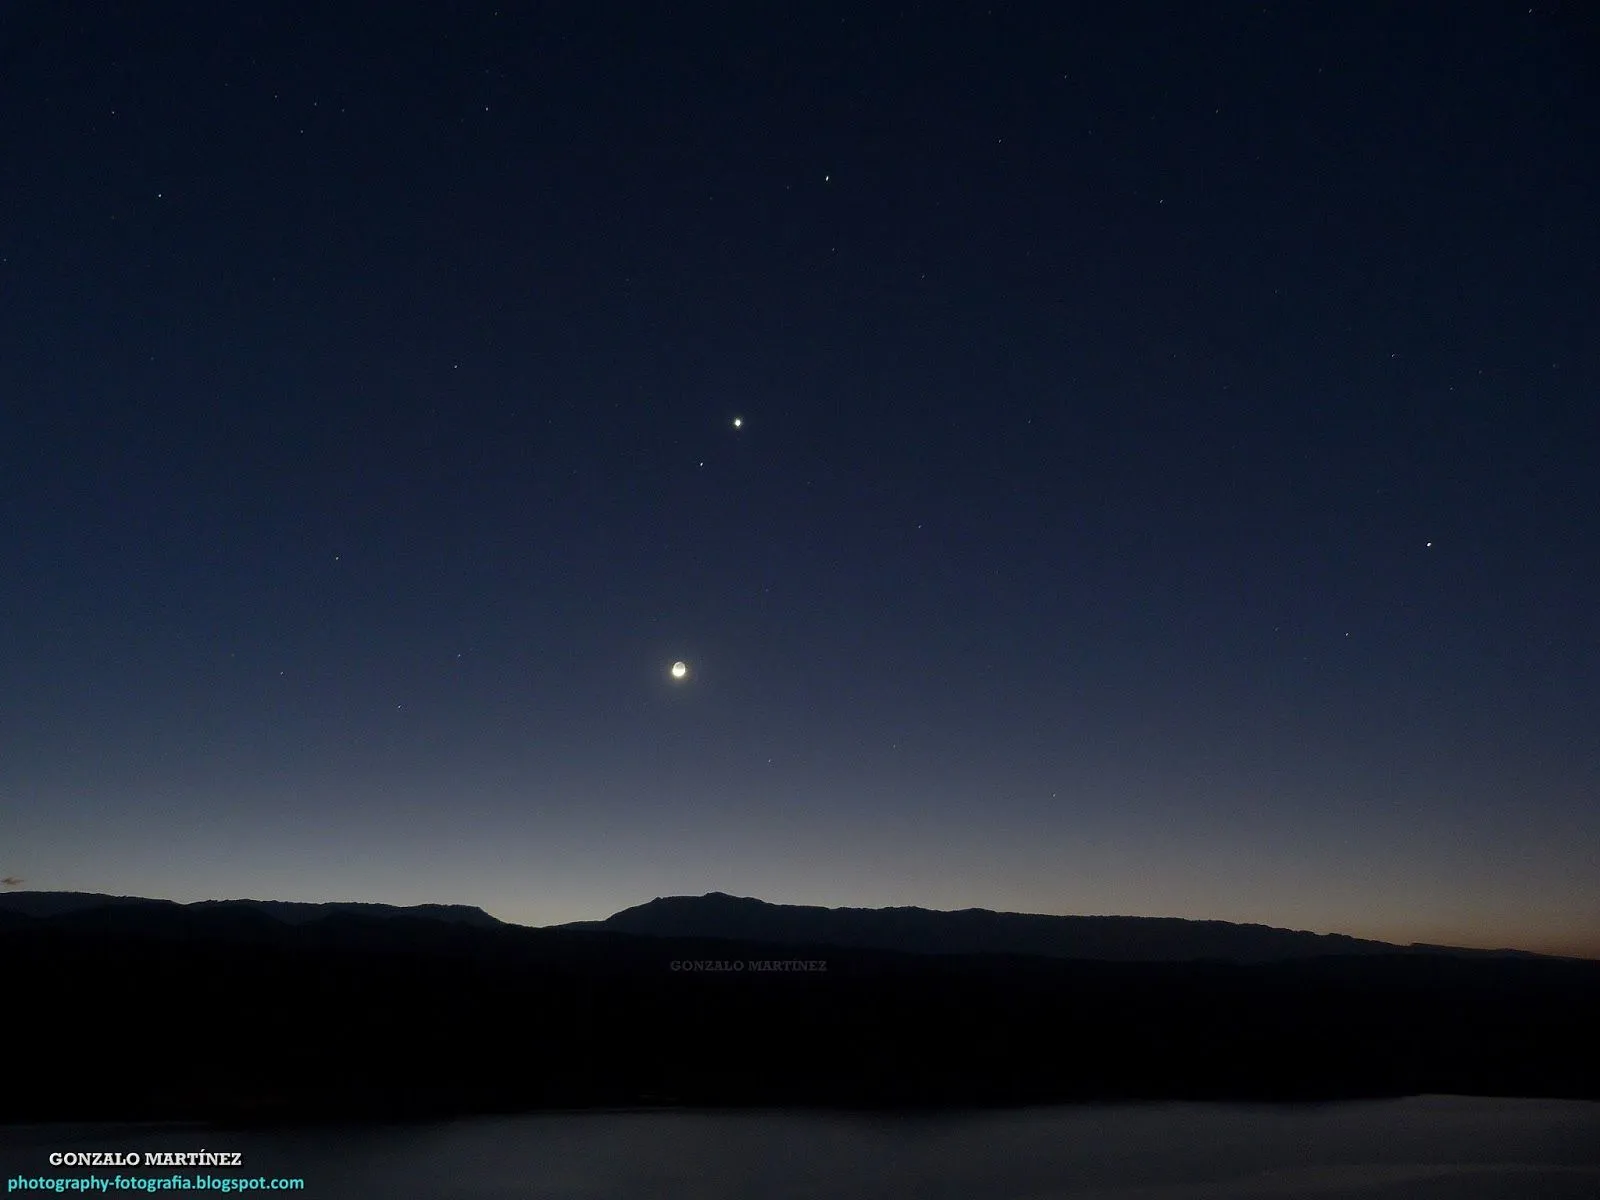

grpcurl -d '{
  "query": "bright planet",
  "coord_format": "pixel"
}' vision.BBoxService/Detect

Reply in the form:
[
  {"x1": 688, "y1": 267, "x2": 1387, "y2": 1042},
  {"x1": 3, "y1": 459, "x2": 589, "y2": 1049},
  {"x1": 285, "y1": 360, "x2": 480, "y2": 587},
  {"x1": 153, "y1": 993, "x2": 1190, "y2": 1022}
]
[{"x1": 670, "y1": 661, "x2": 689, "y2": 680}]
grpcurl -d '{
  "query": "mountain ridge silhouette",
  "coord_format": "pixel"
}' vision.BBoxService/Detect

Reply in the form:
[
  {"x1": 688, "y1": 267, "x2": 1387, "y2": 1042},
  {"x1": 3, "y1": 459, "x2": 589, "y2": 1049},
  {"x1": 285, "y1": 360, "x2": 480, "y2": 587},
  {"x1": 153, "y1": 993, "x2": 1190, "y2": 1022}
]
[
  {"x1": 0, "y1": 888, "x2": 1570, "y2": 961},
  {"x1": 0, "y1": 889, "x2": 501, "y2": 927},
  {"x1": 4, "y1": 887, "x2": 1595, "y2": 1121},
  {"x1": 555, "y1": 890, "x2": 1561, "y2": 963}
]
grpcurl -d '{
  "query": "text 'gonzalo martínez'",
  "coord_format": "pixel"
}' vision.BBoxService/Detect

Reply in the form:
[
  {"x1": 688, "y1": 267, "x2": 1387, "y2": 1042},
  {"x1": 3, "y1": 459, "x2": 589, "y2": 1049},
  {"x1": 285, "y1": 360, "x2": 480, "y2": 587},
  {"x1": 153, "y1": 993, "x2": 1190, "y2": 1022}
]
[{"x1": 46, "y1": 1153, "x2": 244, "y2": 1168}]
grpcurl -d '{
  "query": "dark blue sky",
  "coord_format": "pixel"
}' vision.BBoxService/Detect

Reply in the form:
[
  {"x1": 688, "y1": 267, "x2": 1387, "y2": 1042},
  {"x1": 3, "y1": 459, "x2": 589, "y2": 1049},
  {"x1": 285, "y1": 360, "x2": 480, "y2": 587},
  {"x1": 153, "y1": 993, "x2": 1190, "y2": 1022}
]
[{"x1": 3, "y1": 1, "x2": 1595, "y2": 954}]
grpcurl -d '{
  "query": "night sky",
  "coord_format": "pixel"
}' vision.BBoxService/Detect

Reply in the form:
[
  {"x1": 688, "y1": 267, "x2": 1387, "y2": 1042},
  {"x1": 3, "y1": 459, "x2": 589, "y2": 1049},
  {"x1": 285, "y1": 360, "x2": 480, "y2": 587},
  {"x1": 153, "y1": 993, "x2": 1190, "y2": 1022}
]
[{"x1": 3, "y1": 2, "x2": 1596, "y2": 956}]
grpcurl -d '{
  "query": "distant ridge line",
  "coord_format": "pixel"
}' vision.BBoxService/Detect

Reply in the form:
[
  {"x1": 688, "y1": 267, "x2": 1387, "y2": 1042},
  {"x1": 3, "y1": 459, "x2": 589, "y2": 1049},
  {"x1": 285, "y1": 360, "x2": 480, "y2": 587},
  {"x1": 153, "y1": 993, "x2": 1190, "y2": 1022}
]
[
  {"x1": 556, "y1": 891, "x2": 1565, "y2": 964},
  {"x1": 0, "y1": 890, "x2": 501, "y2": 928},
  {"x1": 0, "y1": 889, "x2": 1572, "y2": 962}
]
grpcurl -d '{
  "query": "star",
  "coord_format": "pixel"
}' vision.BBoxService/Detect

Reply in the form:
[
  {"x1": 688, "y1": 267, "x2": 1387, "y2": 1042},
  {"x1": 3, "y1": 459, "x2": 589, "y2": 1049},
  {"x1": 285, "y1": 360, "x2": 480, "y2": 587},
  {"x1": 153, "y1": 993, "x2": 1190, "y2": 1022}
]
[
  {"x1": 669, "y1": 661, "x2": 689, "y2": 681},
  {"x1": 731, "y1": 416, "x2": 743, "y2": 430}
]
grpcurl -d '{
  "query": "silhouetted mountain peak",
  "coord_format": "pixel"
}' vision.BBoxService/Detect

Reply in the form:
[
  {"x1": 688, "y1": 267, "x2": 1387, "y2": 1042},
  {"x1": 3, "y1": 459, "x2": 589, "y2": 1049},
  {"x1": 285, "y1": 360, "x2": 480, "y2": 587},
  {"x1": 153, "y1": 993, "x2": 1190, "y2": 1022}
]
[{"x1": 593, "y1": 893, "x2": 1540, "y2": 964}]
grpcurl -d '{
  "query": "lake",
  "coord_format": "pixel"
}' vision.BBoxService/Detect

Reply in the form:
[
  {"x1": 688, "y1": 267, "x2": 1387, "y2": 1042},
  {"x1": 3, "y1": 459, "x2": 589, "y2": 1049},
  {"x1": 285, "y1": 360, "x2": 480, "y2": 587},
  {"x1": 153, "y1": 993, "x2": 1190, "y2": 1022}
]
[{"x1": 4, "y1": 1096, "x2": 1598, "y2": 1198}]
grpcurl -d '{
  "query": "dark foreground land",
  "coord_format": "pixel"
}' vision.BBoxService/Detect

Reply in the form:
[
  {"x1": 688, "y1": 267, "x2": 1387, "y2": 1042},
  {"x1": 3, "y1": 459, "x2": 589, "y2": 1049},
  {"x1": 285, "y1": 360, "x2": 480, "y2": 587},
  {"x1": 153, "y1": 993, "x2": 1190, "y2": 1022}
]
[{"x1": 4, "y1": 904, "x2": 1596, "y2": 1123}]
